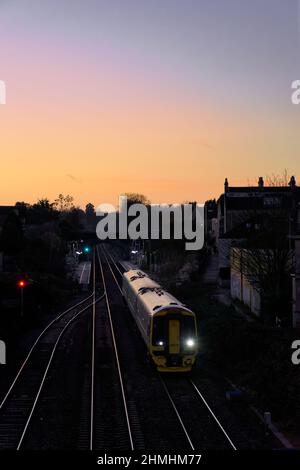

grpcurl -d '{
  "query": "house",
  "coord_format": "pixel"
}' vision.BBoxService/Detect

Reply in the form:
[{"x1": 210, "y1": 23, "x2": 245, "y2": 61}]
[
  {"x1": 0, "y1": 206, "x2": 19, "y2": 234},
  {"x1": 292, "y1": 237, "x2": 300, "y2": 328},
  {"x1": 231, "y1": 247, "x2": 261, "y2": 316},
  {"x1": 292, "y1": 207, "x2": 300, "y2": 328},
  {"x1": 216, "y1": 176, "x2": 300, "y2": 283},
  {"x1": 0, "y1": 206, "x2": 19, "y2": 272}
]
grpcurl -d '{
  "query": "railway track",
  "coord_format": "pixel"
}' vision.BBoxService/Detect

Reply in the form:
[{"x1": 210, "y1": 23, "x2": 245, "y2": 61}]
[
  {"x1": 0, "y1": 291, "x2": 101, "y2": 450},
  {"x1": 92, "y1": 246, "x2": 139, "y2": 450},
  {"x1": 101, "y1": 245, "x2": 237, "y2": 450},
  {"x1": 97, "y1": 246, "x2": 189, "y2": 450},
  {"x1": 0, "y1": 244, "x2": 238, "y2": 450},
  {"x1": 0, "y1": 247, "x2": 236, "y2": 451},
  {"x1": 76, "y1": 246, "x2": 135, "y2": 450},
  {"x1": 0, "y1": 246, "x2": 147, "y2": 450},
  {"x1": 161, "y1": 377, "x2": 236, "y2": 450}
]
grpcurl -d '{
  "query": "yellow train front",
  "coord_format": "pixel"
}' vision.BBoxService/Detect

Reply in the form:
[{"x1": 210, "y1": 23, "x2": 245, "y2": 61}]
[{"x1": 122, "y1": 270, "x2": 198, "y2": 372}]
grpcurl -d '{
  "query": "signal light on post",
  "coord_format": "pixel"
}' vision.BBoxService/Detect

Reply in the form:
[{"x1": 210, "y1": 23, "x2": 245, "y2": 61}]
[{"x1": 17, "y1": 280, "x2": 27, "y2": 317}]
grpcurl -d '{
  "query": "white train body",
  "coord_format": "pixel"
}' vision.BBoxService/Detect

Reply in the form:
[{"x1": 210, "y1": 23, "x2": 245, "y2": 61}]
[{"x1": 122, "y1": 270, "x2": 198, "y2": 372}]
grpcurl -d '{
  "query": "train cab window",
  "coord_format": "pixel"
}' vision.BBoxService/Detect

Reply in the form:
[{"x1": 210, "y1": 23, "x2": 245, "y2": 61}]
[
  {"x1": 152, "y1": 317, "x2": 166, "y2": 346},
  {"x1": 181, "y1": 316, "x2": 197, "y2": 349}
]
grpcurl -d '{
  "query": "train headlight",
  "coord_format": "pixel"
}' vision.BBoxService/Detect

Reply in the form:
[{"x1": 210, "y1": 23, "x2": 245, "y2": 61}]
[{"x1": 186, "y1": 338, "x2": 195, "y2": 348}]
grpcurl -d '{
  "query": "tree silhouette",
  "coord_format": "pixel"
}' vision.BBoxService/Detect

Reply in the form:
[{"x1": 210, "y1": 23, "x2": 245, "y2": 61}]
[
  {"x1": 54, "y1": 194, "x2": 74, "y2": 212},
  {"x1": 0, "y1": 212, "x2": 25, "y2": 254},
  {"x1": 29, "y1": 198, "x2": 57, "y2": 223},
  {"x1": 231, "y1": 211, "x2": 293, "y2": 325},
  {"x1": 122, "y1": 193, "x2": 150, "y2": 206}
]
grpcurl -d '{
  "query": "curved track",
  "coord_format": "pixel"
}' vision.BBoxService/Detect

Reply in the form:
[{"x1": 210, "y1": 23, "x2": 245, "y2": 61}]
[
  {"x1": 0, "y1": 245, "x2": 239, "y2": 450},
  {"x1": 0, "y1": 289, "x2": 102, "y2": 449}
]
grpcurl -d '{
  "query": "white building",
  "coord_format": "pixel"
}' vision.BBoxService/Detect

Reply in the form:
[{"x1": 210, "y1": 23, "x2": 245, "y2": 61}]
[{"x1": 230, "y1": 248, "x2": 261, "y2": 316}]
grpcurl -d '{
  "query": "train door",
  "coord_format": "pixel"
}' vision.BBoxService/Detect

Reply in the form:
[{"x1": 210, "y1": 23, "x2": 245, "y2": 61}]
[{"x1": 169, "y1": 319, "x2": 180, "y2": 354}]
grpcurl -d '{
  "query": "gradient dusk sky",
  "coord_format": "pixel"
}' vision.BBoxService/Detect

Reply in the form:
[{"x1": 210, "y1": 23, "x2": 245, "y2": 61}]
[{"x1": 0, "y1": 0, "x2": 299, "y2": 208}]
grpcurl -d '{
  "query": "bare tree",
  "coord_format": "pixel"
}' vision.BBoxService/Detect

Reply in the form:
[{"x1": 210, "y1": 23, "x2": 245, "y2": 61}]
[
  {"x1": 231, "y1": 211, "x2": 293, "y2": 324},
  {"x1": 122, "y1": 193, "x2": 150, "y2": 206},
  {"x1": 265, "y1": 169, "x2": 290, "y2": 187},
  {"x1": 54, "y1": 194, "x2": 74, "y2": 212}
]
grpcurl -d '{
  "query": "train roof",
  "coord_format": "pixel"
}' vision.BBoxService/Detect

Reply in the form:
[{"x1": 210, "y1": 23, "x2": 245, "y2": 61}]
[
  {"x1": 123, "y1": 269, "x2": 194, "y2": 316},
  {"x1": 123, "y1": 269, "x2": 159, "y2": 288}
]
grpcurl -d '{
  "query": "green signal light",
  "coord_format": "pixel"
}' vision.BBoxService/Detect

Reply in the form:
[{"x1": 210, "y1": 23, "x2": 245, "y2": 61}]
[{"x1": 84, "y1": 246, "x2": 90, "y2": 253}]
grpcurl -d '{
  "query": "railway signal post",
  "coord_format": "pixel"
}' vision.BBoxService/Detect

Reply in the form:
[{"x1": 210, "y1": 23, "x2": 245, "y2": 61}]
[{"x1": 17, "y1": 280, "x2": 26, "y2": 318}]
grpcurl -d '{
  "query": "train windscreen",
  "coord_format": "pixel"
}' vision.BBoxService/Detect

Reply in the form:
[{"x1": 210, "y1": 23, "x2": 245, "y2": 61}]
[
  {"x1": 180, "y1": 316, "x2": 197, "y2": 350},
  {"x1": 152, "y1": 313, "x2": 196, "y2": 349},
  {"x1": 152, "y1": 316, "x2": 167, "y2": 346}
]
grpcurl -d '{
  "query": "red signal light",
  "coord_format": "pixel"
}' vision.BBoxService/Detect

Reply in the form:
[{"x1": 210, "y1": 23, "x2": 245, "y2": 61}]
[{"x1": 18, "y1": 280, "x2": 26, "y2": 288}]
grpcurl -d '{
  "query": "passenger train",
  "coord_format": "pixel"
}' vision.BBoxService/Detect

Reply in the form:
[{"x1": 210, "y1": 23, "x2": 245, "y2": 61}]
[{"x1": 122, "y1": 270, "x2": 198, "y2": 372}]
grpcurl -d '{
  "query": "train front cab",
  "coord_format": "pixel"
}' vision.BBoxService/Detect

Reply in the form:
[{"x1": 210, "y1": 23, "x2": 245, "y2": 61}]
[{"x1": 150, "y1": 308, "x2": 198, "y2": 372}]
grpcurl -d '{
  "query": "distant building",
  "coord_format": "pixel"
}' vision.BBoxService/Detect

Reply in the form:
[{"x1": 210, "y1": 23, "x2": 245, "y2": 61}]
[
  {"x1": 217, "y1": 176, "x2": 300, "y2": 283},
  {"x1": 0, "y1": 206, "x2": 19, "y2": 234},
  {"x1": 292, "y1": 207, "x2": 300, "y2": 328},
  {"x1": 0, "y1": 206, "x2": 19, "y2": 272}
]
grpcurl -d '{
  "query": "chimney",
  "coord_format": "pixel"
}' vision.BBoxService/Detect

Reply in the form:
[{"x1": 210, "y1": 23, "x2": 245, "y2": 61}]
[
  {"x1": 289, "y1": 176, "x2": 296, "y2": 190},
  {"x1": 258, "y1": 176, "x2": 264, "y2": 188},
  {"x1": 224, "y1": 178, "x2": 229, "y2": 193}
]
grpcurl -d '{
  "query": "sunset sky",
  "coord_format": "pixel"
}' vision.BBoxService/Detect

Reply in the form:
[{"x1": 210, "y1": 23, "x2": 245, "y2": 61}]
[{"x1": 0, "y1": 0, "x2": 299, "y2": 208}]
